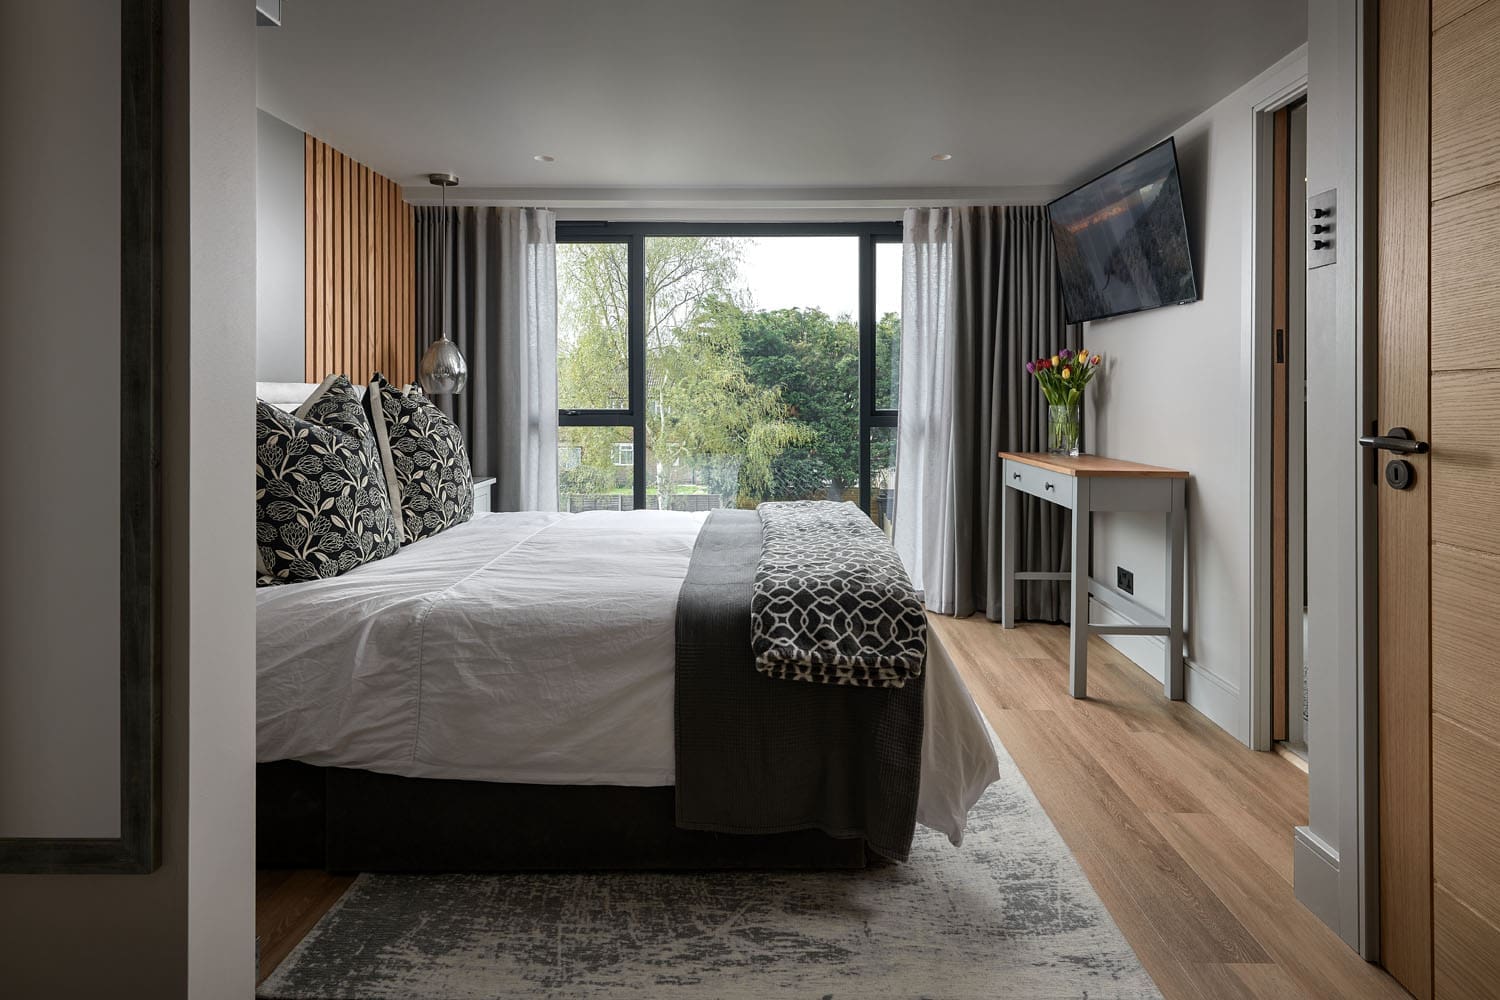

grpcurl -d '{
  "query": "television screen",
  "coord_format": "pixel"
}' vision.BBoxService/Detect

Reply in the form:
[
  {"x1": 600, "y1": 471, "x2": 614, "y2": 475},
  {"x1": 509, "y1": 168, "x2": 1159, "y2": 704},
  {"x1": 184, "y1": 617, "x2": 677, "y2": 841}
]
[{"x1": 1046, "y1": 138, "x2": 1199, "y2": 324}]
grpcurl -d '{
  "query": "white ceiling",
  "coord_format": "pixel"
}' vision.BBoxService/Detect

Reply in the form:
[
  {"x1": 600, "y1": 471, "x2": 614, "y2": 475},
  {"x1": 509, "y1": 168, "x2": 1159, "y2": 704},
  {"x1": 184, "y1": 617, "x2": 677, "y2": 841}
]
[{"x1": 257, "y1": 0, "x2": 1306, "y2": 205}]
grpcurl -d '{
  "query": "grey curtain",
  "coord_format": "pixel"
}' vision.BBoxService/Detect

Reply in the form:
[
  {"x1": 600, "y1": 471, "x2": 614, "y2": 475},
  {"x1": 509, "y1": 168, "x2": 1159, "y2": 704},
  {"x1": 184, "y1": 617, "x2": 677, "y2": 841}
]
[
  {"x1": 952, "y1": 206, "x2": 1077, "y2": 622},
  {"x1": 415, "y1": 205, "x2": 557, "y2": 511}
]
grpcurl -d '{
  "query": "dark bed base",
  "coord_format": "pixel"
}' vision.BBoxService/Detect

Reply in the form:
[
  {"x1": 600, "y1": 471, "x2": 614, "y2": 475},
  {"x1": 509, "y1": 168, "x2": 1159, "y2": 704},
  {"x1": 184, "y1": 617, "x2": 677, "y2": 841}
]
[{"x1": 257, "y1": 761, "x2": 871, "y2": 873}]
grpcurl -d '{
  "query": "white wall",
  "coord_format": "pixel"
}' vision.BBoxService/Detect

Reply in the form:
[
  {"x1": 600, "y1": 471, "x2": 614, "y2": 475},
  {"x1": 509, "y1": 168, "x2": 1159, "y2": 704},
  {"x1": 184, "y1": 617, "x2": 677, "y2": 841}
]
[
  {"x1": 257, "y1": 109, "x2": 305, "y2": 380},
  {"x1": 183, "y1": 0, "x2": 258, "y2": 991},
  {"x1": 1084, "y1": 46, "x2": 1309, "y2": 743},
  {"x1": 0, "y1": 0, "x2": 258, "y2": 995},
  {"x1": 0, "y1": 0, "x2": 123, "y2": 840}
]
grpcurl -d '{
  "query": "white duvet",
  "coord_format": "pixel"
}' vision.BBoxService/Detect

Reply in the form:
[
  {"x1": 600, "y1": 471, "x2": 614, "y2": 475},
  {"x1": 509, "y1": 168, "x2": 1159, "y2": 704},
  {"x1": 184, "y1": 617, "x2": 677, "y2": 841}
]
[{"x1": 257, "y1": 511, "x2": 999, "y2": 844}]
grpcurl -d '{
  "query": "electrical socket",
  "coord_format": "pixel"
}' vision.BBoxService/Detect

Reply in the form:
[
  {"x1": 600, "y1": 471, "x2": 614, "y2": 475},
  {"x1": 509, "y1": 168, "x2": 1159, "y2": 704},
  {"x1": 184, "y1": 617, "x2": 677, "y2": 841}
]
[{"x1": 1117, "y1": 566, "x2": 1134, "y2": 595}]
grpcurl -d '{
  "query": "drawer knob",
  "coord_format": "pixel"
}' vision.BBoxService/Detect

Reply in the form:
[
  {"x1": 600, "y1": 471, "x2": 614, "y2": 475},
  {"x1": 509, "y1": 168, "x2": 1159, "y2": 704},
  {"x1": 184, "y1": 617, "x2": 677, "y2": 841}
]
[
  {"x1": 1012, "y1": 472, "x2": 1021, "y2": 480},
  {"x1": 1044, "y1": 482, "x2": 1055, "y2": 491}
]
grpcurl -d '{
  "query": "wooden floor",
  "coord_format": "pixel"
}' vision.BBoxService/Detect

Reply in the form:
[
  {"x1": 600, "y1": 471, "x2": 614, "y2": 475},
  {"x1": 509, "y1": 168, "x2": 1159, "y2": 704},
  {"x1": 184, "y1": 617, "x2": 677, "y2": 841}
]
[
  {"x1": 257, "y1": 619, "x2": 1410, "y2": 998},
  {"x1": 936, "y1": 617, "x2": 1408, "y2": 1000},
  {"x1": 256, "y1": 869, "x2": 355, "y2": 985}
]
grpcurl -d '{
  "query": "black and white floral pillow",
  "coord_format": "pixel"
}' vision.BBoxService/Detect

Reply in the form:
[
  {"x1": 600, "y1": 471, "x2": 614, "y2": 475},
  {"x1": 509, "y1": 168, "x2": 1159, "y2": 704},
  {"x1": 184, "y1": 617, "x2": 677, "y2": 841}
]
[
  {"x1": 255, "y1": 375, "x2": 402, "y2": 586},
  {"x1": 366, "y1": 373, "x2": 474, "y2": 544}
]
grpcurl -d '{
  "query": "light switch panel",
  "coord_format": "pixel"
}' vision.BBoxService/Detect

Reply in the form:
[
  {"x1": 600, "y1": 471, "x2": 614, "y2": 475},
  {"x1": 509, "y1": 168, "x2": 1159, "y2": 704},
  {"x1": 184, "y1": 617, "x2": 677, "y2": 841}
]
[{"x1": 1307, "y1": 189, "x2": 1336, "y2": 269}]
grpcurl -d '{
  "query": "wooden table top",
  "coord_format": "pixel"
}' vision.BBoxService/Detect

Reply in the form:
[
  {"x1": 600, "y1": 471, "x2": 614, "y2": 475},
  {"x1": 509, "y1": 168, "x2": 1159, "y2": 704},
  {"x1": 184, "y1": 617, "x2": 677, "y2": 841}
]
[{"x1": 998, "y1": 452, "x2": 1189, "y2": 479}]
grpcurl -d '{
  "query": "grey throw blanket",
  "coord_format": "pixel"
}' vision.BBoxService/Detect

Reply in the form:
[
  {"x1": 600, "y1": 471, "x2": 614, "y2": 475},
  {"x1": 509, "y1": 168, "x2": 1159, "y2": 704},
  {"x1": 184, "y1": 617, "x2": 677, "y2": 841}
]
[
  {"x1": 752, "y1": 501, "x2": 928, "y2": 688},
  {"x1": 675, "y1": 509, "x2": 925, "y2": 862}
]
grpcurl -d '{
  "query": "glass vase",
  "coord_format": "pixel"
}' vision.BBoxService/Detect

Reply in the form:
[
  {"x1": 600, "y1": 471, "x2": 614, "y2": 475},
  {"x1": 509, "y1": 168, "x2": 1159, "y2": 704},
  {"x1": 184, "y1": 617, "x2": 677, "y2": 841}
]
[{"x1": 1047, "y1": 401, "x2": 1082, "y2": 456}]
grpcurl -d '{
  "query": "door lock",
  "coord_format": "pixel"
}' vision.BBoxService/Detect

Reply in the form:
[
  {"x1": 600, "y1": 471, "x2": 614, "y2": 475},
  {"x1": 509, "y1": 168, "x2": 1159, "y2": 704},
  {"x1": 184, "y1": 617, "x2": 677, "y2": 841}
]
[{"x1": 1385, "y1": 459, "x2": 1414, "y2": 490}]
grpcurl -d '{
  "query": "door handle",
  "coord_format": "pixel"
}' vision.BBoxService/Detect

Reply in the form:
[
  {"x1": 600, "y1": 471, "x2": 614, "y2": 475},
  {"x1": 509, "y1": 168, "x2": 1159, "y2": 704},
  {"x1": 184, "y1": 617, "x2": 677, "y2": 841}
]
[{"x1": 1357, "y1": 427, "x2": 1428, "y2": 455}]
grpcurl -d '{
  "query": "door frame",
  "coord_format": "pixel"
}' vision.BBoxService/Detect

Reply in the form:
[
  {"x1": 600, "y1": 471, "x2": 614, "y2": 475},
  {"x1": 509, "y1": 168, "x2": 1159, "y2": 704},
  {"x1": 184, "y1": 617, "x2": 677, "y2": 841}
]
[
  {"x1": 1249, "y1": 0, "x2": 1380, "y2": 959},
  {"x1": 1249, "y1": 76, "x2": 1310, "y2": 755}
]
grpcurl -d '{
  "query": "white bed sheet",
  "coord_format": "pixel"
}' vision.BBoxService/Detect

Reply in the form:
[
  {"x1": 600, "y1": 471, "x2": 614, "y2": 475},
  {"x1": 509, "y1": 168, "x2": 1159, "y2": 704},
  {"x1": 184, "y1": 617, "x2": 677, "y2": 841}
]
[{"x1": 257, "y1": 510, "x2": 999, "y2": 844}]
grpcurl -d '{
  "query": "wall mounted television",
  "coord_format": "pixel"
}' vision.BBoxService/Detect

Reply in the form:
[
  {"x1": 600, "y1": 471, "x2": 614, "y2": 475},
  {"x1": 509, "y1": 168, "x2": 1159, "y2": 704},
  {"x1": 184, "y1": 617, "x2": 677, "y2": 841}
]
[{"x1": 1045, "y1": 137, "x2": 1199, "y2": 325}]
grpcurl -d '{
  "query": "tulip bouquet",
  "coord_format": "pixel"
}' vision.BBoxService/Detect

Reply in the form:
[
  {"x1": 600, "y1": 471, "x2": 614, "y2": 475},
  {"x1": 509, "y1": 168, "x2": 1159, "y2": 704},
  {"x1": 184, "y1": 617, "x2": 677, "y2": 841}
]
[{"x1": 1024, "y1": 348, "x2": 1102, "y2": 455}]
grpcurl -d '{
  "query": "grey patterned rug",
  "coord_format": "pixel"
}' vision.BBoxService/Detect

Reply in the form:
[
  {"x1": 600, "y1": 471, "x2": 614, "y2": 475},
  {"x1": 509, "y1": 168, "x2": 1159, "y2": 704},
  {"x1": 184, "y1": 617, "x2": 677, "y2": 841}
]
[{"x1": 259, "y1": 735, "x2": 1160, "y2": 1000}]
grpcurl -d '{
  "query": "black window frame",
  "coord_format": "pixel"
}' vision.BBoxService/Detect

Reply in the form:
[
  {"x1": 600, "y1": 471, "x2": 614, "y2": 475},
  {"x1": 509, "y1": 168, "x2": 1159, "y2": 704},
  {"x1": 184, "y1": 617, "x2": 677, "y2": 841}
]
[{"x1": 556, "y1": 221, "x2": 902, "y2": 514}]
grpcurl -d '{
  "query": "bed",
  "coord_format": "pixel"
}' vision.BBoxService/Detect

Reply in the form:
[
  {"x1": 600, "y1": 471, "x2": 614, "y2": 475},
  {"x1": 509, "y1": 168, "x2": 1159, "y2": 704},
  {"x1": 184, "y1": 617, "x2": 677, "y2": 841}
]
[{"x1": 255, "y1": 384, "x2": 998, "y2": 872}]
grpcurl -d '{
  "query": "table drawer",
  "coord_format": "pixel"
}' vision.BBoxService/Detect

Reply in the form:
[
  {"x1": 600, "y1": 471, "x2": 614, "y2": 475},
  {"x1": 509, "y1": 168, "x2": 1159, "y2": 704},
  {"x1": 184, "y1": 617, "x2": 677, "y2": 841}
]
[{"x1": 1003, "y1": 459, "x2": 1074, "y2": 506}]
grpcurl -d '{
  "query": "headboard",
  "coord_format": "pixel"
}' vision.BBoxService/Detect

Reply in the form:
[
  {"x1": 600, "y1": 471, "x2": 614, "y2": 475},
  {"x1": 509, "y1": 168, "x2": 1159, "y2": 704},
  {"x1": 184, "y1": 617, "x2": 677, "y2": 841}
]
[{"x1": 255, "y1": 380, "x2": 367, "y2": 413}]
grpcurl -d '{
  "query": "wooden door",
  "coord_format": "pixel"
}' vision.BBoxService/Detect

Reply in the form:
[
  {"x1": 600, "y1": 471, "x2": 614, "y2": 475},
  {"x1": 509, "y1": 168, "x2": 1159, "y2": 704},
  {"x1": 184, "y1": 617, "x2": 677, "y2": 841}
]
[{"x1": 1378, "y1": 1, "x2": 1500, "y2": 997}]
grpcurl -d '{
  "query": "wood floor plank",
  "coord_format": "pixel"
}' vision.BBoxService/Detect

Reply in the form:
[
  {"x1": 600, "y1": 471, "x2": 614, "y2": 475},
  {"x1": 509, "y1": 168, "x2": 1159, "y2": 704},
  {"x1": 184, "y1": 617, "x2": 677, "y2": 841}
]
[
  {"x1": 1148, "y1": 811, "x2": 1409, "y2": 1000},
  {"x1": 986, "y1": 706, "x2": 1268, "y2": 964},
  {"x1": 932, "y1": 615, "x2": 1406, "y2": 1000},
  {"x1": 256, "y1": 869, "x2": 356, "y2": 984}
]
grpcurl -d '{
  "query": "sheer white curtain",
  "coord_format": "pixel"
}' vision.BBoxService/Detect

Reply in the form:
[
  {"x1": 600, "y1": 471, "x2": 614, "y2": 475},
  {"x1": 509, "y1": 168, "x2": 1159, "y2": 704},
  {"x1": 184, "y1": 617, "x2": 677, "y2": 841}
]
[
  {"x1": 893, "y1": 208, "x2": 959, "y2": 612},
  {"x1": 494, "y1": 208, "x2": 558, "y2": 512}
]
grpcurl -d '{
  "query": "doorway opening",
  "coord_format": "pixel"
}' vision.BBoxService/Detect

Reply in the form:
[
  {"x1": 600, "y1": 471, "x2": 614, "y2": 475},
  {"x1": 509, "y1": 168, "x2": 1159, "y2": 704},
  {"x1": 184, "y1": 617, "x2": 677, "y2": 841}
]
[{"x1": 1267, "y1": 97, "x2": 1309, "y2": 763}]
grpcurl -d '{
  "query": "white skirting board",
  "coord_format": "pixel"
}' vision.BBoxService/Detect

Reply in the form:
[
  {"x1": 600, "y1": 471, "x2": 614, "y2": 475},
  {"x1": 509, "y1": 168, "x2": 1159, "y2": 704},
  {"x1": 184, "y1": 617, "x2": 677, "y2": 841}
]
[{"x1": 1088, "y1": 596, "x2": 1244, "y2": 744}]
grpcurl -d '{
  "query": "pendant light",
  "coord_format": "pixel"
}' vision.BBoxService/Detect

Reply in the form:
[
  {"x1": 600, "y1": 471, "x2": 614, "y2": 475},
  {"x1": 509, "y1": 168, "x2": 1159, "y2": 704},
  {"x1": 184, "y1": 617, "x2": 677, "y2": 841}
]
[{"x1": 418, "y1": 172, "x2": 468, "y2": 395}]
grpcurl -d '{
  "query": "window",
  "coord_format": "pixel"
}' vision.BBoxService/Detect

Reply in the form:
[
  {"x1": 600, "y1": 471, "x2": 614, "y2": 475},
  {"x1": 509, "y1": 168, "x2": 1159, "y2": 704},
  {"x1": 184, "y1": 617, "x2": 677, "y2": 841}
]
[
  {"x1": 557, "y1": 224, "x2": 902, "y2": 520},
  {"x1": 557, "y1": 243, "x2": 630, "y2": 411}
]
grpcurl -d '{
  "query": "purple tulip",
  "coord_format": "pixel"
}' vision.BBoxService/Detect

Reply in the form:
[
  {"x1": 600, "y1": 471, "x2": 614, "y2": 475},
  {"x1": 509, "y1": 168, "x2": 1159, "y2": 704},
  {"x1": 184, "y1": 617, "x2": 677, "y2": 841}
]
[
  {"x1": 1025, "y1": 361, "x2": 1036, "y2": 374},
  {"x1": 1059, "y1": 348, "x2": 1073, "y2": 360}
]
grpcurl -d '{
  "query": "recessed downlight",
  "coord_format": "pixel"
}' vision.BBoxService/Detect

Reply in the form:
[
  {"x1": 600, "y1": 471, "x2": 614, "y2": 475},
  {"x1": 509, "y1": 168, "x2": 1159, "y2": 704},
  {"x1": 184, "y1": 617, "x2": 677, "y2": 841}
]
[
  {"x1": 534, "y1": 154, "x2": 556, "y2": 163},
  {"x1": 931, "y1": 153, "x2": 953, "y2": 161}
]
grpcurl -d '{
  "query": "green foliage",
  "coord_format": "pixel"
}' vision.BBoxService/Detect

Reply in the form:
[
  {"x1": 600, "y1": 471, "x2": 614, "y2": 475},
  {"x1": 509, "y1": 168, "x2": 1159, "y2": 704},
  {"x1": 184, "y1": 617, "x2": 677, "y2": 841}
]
[
  {"x1": 557, "y1": 237, "x2": 903, "y2": 509},
  {"x1": 875, "y1": 311, "x2": 900, "y2": 410},
  {"x1": 734, "y1": 305, "x2": 858, "y2": 495}
]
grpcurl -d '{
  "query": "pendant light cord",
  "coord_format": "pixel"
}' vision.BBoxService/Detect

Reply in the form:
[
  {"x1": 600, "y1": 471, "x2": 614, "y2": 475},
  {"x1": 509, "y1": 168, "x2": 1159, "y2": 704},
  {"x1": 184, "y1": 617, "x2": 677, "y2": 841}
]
[{"x1": 441, "y1": 181, "x2": 449, "y2": 343}]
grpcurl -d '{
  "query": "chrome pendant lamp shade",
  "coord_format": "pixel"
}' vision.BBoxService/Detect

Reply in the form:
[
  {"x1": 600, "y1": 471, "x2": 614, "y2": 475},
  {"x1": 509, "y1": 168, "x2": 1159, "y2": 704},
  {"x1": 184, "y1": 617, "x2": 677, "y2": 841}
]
[
  {"x1": 419, "y1": 337, "x2": 467, "y2": 395},
  {"x1": 419, "y1": 172, "x2": 468, "y2": 395}
]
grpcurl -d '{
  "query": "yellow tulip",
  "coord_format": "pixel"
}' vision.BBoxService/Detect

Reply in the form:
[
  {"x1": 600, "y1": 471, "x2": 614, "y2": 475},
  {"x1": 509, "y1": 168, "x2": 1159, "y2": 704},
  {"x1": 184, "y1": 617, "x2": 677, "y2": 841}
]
[
  {"x1": 1051, "y1": 355, "x2": 1060, "y2": 367},
  {"x1": 1061, "y1": 367, "x2": 1072, "y2": 379}
]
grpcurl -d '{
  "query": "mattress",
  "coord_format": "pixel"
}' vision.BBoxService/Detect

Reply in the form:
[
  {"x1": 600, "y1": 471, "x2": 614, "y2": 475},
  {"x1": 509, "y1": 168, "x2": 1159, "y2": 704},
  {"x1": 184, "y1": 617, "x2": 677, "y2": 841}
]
[{"x1": 256, "y1": 510, "x2": 999, "y2": 844}]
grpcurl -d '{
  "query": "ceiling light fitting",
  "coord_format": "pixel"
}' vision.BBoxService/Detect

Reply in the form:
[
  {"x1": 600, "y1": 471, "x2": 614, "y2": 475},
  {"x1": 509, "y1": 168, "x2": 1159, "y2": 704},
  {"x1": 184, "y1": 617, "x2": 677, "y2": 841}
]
[{"x1": 418, "y1": 172, "x2": 467, "y2": 396}]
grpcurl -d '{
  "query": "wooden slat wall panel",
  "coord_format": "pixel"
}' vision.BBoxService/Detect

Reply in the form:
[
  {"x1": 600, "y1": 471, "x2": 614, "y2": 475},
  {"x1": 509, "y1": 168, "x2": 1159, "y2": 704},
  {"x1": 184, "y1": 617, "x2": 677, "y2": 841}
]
[{"x1": 302, "y1": 135, "x2": 415, "y2": 386}]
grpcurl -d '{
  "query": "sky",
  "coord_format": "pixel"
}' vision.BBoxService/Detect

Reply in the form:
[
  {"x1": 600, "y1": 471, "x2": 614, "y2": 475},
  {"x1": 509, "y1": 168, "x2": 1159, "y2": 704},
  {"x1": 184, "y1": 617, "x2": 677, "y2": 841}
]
[{"x1": 735, "y1": 237, "x2": 903, "y2": 321}]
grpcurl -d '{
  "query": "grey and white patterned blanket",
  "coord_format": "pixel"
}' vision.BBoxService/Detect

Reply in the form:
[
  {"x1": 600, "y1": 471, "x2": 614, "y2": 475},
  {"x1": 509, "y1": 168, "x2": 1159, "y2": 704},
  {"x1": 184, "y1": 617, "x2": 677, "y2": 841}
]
[{"x1": 751, "y1": 501, "x2": 927, "y2": 688}]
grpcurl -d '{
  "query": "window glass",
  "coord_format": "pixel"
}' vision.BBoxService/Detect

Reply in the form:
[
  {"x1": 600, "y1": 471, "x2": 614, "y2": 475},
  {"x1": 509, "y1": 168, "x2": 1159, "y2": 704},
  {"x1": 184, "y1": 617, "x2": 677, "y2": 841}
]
[
  {"x1": 875, "y1": 240, "x2": 902, "y2": 411},
  {"x1": 557, "y1": 426, "x2": 634, "y2": 512},
  {"x1": 557, "y1": 242, "x2": 629, "y2": 411},
  {"x1": 643, "y1": 235, "x2": 859, "y2": 508}
]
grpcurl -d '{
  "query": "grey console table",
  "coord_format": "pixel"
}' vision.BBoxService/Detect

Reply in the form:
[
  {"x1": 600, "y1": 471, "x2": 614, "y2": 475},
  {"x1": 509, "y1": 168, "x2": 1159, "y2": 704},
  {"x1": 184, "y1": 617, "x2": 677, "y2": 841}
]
[{"x1": 998, "y1": 452, "x2": 1189, "y2": 700}]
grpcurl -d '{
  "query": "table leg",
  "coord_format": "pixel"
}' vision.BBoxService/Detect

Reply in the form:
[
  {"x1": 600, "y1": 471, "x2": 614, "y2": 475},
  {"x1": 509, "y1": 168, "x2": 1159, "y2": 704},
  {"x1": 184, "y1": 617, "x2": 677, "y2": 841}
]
[
  {"x1": 1001, "y1": 484, "x2": 1018, "y2": 628},
  {"x1": 1165, "y1": 478, "x2": 1186, "y2": 700},
  {"x1": 1069, "y1": 478, "x2": 1091, "y2": 698}
]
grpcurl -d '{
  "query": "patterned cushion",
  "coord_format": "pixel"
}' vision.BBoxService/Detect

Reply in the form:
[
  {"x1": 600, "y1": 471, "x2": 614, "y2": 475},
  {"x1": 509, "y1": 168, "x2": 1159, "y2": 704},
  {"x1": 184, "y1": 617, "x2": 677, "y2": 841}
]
[
  {"x1": 366, "y1": 373, "x2": 474, "y2": 543},
  {"x1": 255, "y1": 375, "x2": 402, "y2": 586}
]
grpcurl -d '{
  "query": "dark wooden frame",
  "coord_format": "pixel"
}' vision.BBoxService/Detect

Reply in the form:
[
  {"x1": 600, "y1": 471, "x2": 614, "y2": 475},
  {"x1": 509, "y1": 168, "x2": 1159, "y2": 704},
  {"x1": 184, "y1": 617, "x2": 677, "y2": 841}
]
[{"x1": 0, "y1": 0, "x2": 163, "y2": 874}]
